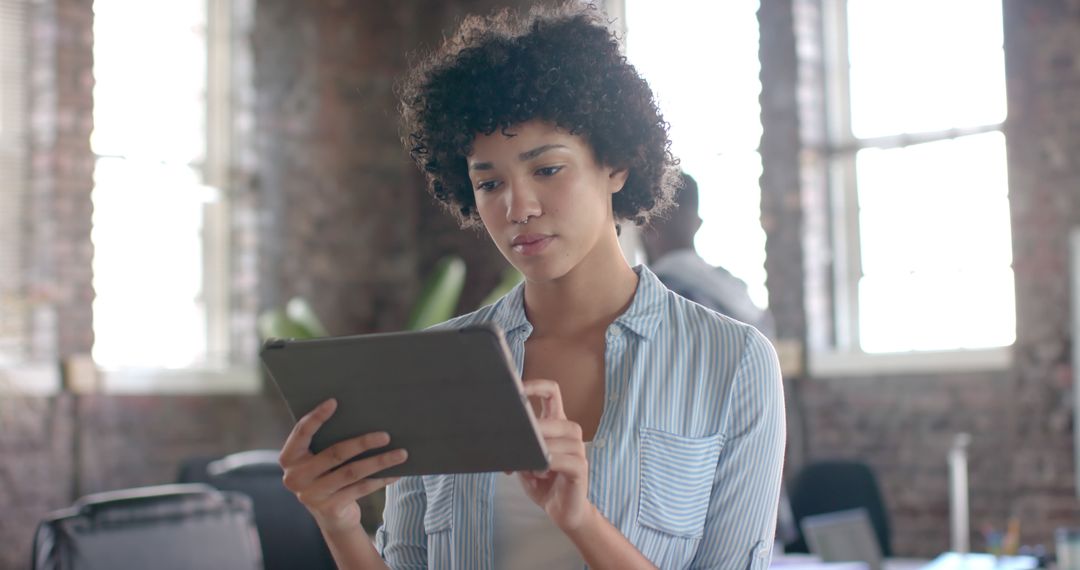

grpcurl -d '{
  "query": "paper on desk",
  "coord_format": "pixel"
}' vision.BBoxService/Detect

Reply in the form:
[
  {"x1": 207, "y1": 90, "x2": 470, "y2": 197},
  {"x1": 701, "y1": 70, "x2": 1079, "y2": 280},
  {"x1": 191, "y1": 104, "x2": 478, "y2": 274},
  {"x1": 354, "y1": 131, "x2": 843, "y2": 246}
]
[
  {"x1": 920, "y1": 553, "x2": 1037, "y2": 570},
  {"x1": 769, "y1": 556, "x2": 868, "y2": 570}
]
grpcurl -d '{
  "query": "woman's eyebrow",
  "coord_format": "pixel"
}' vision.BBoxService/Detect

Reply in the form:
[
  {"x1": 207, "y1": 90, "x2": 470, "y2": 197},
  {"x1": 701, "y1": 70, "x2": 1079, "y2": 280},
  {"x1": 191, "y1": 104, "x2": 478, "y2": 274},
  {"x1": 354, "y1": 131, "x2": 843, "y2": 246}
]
[
  {"x1": 469, "y1": 144, "x2": 569, "y2": 171},
  {"x1": 518, "y1": 144, "x2": 567, "y2": 161}
]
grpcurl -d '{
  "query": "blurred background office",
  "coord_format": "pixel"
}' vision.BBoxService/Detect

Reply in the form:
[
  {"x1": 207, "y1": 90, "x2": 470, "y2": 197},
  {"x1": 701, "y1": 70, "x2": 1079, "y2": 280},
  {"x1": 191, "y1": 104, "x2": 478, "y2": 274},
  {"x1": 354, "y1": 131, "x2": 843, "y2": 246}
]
[{"x1": 1, "y1": 0, "x2": 1078, "y2": 567}]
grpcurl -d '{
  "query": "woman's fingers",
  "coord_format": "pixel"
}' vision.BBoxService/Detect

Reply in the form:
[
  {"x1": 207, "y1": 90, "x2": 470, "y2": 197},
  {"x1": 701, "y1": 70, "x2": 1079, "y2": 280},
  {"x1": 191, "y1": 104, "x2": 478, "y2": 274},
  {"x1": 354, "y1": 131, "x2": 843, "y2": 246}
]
[
  {"x1": 313, "y1": 476, "x2": 401, "y2": 512},
  {"x1": 536, "y1": 419, "x2": 583, "y2": 441},
  {"x1": 539, "y1": 437, "x2": 585, "y2": 456},
  {"x1": 280, "y1": 398, "x2": 337, "y2": 466},
  {"x1": 305, "y1": 431, "x2": 391, "y2": 477},
  {"x1": 546, "y1": 453, "x2": 588, "y2": 476},
  {"x1": 283, "y1": 432, "x2": 403, "y2": 494},
  {"x1": 300, "y1": 448, "x2": 409, "y2": 502},
  {"x1": 522, "y1": 379, "x2": 566, "y2": 420},
  {"x1": 522, "y1": 452, "x2": 588, "y2": 481}
]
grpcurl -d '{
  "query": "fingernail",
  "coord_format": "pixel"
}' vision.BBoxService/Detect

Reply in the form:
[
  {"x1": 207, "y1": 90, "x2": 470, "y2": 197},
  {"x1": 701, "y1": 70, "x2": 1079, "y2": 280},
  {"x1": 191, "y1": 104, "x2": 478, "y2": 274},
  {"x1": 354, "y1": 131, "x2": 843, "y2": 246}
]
[
  {"x1": 375, "y1": 432, "x2": 390, "y2": 445},
  {"x1": 396, "y1": 449, "x2": 409, "y2": 461}
]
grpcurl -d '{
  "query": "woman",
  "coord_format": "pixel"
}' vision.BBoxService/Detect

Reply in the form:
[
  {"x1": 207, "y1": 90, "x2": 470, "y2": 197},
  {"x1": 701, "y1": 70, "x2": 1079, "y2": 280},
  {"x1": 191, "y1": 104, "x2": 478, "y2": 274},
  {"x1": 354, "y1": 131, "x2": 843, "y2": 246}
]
[{"x1": 279, "y1": 4, "x2": 785, "y2": 569}]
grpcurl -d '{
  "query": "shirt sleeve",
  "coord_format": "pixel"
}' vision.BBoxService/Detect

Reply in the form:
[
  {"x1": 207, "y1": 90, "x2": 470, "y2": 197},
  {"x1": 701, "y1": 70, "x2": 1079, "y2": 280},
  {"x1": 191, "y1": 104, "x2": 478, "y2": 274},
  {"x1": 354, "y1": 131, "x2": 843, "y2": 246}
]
[
  {"x1": 690, "y1": 326, "x2": 786, "y2": 569},
  {"x1": 375, "y1": 475, "x2": 429, "y2": 569}
]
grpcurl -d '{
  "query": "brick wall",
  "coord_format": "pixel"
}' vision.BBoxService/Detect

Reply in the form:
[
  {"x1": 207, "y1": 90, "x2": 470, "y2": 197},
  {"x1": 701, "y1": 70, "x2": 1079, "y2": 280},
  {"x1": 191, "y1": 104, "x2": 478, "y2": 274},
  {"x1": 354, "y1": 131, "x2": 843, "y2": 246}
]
[
  {"x1": 26, "y1": 0, "x2": 94, "y2": 360},
  {"x1": 7, "y1": 0, "x2": 1078, "y2": 564},
  {"x1": 0, "y1": 1, "x2": 536, "y2": 566},
  {"x1": 761, "y1": 0, "x2": 1080, "y2": 557},
  {"x1": 1003, "y1": 0, "x2": 1080, "y2": 543},
  {"x1": 252, "y1": 0, "x2": 518, "y2": 335}
]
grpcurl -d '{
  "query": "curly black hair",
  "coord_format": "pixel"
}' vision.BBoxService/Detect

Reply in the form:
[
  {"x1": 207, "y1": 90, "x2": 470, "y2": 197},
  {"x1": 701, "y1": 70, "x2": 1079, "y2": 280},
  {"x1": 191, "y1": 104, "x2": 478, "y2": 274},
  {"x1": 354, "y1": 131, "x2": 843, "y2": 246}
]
[{"x1": 398, "y1": 2, "x2": 679, "y2": 228}]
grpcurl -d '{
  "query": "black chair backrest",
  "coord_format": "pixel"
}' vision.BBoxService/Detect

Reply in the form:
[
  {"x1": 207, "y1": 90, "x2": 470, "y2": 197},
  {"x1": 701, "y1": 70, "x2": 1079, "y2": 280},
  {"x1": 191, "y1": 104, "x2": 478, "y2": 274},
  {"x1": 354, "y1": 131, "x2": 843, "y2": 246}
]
[
  {"x1": 787, "y1": 460, "x2": 892, "y2": 557},
  {"x1": 179, "y1": 451, "x2": 336, "y2": 570},
  {"x1": 32, "y1": 483, "x2": 262, "y2": 570}
]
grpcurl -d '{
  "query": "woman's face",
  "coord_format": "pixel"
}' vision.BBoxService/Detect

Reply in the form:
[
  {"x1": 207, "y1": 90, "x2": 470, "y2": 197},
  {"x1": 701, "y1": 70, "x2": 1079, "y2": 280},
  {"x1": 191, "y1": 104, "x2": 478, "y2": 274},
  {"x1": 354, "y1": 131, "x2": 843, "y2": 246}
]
[{"x1": 467, "y1": 120, "x2": 628, "y2": 283}]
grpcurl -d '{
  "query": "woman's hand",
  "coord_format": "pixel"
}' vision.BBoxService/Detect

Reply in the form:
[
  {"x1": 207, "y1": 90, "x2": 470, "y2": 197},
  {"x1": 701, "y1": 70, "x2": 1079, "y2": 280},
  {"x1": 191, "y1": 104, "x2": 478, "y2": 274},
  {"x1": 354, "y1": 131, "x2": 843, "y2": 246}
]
[
  {"x1": 279, "y1": 398, "x2": 408, "y2": 533},
  {"x1": 517, "y1": 379, "x2": 596, "y2": 532}
]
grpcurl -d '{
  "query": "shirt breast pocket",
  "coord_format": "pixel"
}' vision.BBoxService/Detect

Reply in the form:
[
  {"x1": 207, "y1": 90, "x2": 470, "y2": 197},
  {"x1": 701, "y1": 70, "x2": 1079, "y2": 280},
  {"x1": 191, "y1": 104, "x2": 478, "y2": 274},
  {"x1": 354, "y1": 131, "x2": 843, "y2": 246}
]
[{"x1": 637, "y1": 427, "x2": 723, "y2": 539}]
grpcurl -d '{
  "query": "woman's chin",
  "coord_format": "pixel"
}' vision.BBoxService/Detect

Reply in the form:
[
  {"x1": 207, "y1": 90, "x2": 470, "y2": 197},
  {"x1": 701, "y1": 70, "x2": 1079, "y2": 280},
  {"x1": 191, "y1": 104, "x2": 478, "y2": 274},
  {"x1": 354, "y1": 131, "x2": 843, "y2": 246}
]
[{"x1": 512, "y1": 259, "x2": 571, "y2": 284}]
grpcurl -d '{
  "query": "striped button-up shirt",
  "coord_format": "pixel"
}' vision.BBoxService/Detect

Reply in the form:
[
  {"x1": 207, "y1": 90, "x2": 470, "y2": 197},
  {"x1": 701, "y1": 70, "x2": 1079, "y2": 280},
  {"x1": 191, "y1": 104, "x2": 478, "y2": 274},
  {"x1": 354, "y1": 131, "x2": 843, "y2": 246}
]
[{"x1": 376, "y1": 265, "x2": 785, "y2": 569}]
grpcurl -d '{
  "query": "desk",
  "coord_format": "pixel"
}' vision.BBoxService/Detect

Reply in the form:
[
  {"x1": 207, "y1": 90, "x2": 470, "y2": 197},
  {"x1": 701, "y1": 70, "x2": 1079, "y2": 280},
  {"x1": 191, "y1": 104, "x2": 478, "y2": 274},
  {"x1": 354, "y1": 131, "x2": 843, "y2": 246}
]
[
  {"x1": 770, "y1": 554, "x2": 927, "y2": 570},
  {"x1": 769, "y1": 554, "x2": 1037, "y2": 570}
]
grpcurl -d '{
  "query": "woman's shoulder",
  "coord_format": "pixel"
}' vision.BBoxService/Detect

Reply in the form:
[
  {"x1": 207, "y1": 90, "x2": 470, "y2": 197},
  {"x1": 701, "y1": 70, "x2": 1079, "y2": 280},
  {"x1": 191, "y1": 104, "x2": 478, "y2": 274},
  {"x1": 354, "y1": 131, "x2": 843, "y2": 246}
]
[
  {"x1": 659, "y1": 287, "x2": 776, "y2": 362},
  {"x1": 663, "y1": 286, "x2": 762, "y2": 336}
]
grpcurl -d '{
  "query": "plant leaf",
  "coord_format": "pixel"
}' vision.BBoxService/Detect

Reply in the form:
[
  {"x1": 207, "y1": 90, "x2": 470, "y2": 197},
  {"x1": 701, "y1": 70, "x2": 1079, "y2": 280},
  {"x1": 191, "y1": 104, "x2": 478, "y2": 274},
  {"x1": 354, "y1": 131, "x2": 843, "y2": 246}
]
[
  {"x1": 257, "y1": 308, "x2": 314, "y2": 341},
  {"x1": 407, "y1": 255, "x2": 466, "y2": 330},
  {"x1": 285, "y1": 297, "x2": 329, "y2": 337},
  {"x1": 478, "y1": 265, "x2": 524, "y2": 308}
]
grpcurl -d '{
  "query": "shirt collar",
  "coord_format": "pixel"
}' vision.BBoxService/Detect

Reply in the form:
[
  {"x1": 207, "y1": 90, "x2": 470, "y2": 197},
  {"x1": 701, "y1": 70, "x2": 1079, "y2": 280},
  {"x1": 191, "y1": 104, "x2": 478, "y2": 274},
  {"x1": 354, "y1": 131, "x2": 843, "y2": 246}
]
[{"x1": 491, "y1": 265, "x2": 667, "y2": 341}]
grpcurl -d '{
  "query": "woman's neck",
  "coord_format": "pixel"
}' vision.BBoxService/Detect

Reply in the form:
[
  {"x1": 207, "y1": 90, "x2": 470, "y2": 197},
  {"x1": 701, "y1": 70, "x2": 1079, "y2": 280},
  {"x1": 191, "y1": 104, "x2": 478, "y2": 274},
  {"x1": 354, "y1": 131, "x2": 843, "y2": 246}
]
[{"x1": 522, "y1": 233, "x2": 639, "y2": 338}]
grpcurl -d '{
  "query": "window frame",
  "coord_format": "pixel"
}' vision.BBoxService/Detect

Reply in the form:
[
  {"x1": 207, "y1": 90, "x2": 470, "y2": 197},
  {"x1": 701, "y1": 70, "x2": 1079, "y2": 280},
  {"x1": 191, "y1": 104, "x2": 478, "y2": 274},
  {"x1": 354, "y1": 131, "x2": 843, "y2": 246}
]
[
  {"x1": 813, "y1": 0, "x2": 1013, "y2": 376},
  {"x1": 90, "y1": 0, "x2": 257, "y2": 393}
]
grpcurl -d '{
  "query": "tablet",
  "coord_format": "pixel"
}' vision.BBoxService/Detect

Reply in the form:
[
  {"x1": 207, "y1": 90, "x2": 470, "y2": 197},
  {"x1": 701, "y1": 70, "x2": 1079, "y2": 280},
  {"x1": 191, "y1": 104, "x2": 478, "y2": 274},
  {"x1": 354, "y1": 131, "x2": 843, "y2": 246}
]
[{"x1": 259, "y1": 322, "x2": 549, "y2": 477}]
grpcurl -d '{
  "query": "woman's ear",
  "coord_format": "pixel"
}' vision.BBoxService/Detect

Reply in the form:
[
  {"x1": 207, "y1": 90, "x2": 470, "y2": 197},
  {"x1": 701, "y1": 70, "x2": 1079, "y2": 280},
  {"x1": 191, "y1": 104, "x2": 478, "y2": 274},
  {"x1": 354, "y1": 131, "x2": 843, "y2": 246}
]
[{"x1": 608, "y1": 168, "x2": 630, "y2": 194}]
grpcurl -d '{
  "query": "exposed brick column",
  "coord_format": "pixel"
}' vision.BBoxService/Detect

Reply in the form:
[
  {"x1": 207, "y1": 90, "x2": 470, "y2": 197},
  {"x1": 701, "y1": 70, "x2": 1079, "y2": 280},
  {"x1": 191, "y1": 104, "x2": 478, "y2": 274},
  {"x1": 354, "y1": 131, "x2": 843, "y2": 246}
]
[
  {"x1": 1002, "y1": 0, "x2": 1080, "y2": 542},
  {"x1": 27, "y1": 0, "x2": 95, "y2": 360}
]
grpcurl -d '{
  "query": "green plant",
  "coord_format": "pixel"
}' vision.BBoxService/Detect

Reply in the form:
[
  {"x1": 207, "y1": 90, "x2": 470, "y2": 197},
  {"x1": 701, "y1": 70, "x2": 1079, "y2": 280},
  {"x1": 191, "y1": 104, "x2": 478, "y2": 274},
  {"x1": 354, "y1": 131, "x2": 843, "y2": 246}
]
[
  {"x1": 257, "y1": 297, "x2": 329, "y2": 341},
  {"x1": 259, "y1": 256, "x2": 522, "y2": 338},
  {"x1": 478, "y1": 264, "x2": 525, "y2": 308},
  {"x1": 406, "y1": 255, "x2": 467, "y2": 330}
]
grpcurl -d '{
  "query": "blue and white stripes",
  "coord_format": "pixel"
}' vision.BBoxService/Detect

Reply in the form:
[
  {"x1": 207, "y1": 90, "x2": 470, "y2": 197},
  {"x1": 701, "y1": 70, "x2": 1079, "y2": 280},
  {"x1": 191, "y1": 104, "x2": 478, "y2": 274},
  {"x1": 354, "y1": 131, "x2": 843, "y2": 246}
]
[{"x1": 376, "y1": 265, "x2": 786, "y2": 569}]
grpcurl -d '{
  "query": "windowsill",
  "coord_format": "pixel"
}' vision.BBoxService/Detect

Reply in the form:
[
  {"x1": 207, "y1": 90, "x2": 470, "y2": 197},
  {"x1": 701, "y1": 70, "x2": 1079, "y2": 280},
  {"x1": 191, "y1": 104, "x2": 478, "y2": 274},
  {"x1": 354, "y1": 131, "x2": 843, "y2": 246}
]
[
  {"x1": 0, "y1": 362, "x2": 62, "y2": 395},
  {"x1": 99, "y1": 364, "x2": 262, "y2": 394},
  {"x1": 808, "y1": 346, "x2": 1013, "y2": 377},
  {"x1": 0, "y1": 361, "x2": 262, "y2": 395}
]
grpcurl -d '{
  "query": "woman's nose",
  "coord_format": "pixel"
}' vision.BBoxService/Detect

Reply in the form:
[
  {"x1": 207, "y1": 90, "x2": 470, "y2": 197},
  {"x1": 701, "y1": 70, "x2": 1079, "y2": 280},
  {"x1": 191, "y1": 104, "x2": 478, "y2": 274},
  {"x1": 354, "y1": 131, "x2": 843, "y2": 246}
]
[{"x1": 505, "y1": 178, "x2": 542, "y2": 223}]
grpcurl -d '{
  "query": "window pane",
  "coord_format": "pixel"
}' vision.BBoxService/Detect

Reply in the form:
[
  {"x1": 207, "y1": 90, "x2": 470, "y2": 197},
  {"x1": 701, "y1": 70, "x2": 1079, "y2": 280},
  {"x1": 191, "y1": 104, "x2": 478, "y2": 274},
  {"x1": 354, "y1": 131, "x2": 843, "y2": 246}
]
[
  {"x1": 847, "y1": 0, "x2": 1006, "y2": 138},
  {"x1": 856, "y1": 132, "x2": 1015, "y2": 352},
  {"x1": 859, "y1": 269, "x2": 1015, "y2": 352},
  {"x1": 91, "y1": 158, "x2": 211, "y2": 368},
  {"x1": 91, "y1": 0, "x2": 206, "y2": 163},
  {"x1": 625, "y1": 0, "x2": 768, "y2": 307},
  {"x1": 92, "y1": 0, "x2": 211, "y2": 369}
]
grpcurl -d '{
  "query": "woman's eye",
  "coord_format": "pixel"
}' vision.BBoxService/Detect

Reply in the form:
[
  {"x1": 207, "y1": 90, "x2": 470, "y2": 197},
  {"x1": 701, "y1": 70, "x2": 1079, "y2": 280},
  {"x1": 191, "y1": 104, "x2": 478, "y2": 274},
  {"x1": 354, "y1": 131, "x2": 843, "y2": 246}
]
[
  {"x1": 475, "y1": 180, "x2": 500, "y2": 192},
  {"x1": 535, "y1": 165, "x2": 563, "y2": 177}
]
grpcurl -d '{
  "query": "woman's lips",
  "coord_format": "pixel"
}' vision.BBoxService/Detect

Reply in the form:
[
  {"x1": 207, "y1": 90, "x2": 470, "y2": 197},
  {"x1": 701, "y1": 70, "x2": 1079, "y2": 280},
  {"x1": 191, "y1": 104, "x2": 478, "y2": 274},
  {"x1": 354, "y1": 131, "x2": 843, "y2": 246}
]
[{"x1": 511, "y1": 234, "x2": 554, "y2": 256}]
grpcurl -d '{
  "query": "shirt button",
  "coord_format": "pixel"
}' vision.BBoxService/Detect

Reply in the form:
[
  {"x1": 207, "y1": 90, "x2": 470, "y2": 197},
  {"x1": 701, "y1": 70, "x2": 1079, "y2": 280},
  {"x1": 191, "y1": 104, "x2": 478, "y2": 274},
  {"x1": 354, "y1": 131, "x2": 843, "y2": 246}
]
[
  {"x1": 593, "y1": 439, "x2": 606, "y2": 449},
  {"x1": 609, "y1": 327, "x2": 622, "y2": 337}
]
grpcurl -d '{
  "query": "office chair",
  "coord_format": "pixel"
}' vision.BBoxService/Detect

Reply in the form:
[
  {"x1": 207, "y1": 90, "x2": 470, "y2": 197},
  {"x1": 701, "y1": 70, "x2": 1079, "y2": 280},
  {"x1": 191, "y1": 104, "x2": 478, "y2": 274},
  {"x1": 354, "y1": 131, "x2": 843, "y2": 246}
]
[
  {"x1": 31, "y1": 483, "x2": 262, "y2": 570},
  {"x1": 786, "y1": 460, "x2": 892, "y2": 557},
  {"x1": 179, "y1": 450, "x2": 336, "y2": 570}
]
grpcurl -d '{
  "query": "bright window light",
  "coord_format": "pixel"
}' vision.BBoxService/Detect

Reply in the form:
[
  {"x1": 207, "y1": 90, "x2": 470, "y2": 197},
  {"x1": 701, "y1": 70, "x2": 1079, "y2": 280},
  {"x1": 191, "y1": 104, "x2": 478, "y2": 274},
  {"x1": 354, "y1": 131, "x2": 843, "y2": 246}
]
[
  {"x1": 91, "y1": 0, "x2": 211, "y2": 368},
  {"x1": 856, "y1": 133, "x2": 1015, "y2": 352},
  {"x1": 847, "y1": 0, "x2": 1006, "y2": 138},
  {"x1": 841, "y1": 0, "x2": 1015, "y2": 353},
  {"x1": 625, "y1": 0, "x2": 768, "y2": 309}
]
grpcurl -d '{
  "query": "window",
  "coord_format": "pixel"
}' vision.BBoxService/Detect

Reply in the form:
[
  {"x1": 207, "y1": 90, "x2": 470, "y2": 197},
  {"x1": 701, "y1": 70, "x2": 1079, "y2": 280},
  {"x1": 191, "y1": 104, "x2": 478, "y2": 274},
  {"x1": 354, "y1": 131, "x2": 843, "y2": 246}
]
[
  {"x1": 622, "y1": 0, "x2": 769, "y2": 309},
  {"x1": 91, "y1": 0, "x2": 254, "y2": 391},
  {"x1": 822, "y1": 0, "x2": 1014, "y2": 364}
]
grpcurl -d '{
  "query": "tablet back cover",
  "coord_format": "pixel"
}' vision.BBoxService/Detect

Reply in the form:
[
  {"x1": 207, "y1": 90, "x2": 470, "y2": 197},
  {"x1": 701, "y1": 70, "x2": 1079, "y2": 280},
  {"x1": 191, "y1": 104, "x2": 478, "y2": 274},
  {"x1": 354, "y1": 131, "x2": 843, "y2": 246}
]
[{"x1": 260, "y1": 324, "x2": 548, "y2": 477}]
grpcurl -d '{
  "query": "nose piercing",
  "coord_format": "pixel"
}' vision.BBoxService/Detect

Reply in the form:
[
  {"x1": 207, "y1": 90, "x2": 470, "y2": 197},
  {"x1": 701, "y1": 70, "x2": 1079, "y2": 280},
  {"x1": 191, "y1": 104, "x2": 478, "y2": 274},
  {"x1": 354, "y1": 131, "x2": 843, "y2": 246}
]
[{"x1": 514, "y1": 215, "x2": 532, "y2": 225}]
